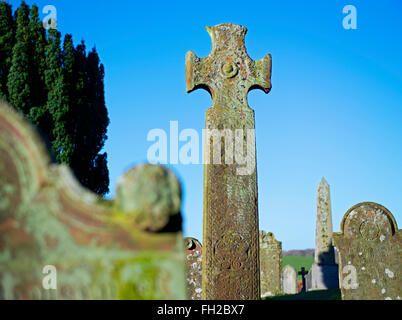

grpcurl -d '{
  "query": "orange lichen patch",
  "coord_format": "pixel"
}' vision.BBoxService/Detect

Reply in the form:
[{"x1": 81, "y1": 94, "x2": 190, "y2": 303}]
[{"x1": 45, "y1": 234, "x2": 59, "y2": 249}]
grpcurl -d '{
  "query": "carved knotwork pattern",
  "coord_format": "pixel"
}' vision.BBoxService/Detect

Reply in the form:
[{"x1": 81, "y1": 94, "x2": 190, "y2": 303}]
[{"x1": 204, "y1": 177, "x2": 259, "y2": 299}]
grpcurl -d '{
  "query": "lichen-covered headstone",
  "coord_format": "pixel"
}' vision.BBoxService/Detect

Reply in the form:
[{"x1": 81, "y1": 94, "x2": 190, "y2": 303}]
[
  {"x1": 333, "y1": 202, "x2": 401, "y2": 300},
  {"x1": 186, "y1": 23, "x2": 272, "y2": 300},
  {"x1": 259, "y1": 231, "x2": 282, "y2": 297},
  {"x1": 306, "y1": 178, "x2": 339, "y2": 291},
  {"x1": 282, "y1": 265, "x2": 297, "y2": 294},
  {"x1": 0, "y1": 101, "x2": 186, "y2": 300},
  {"x1": 185, "y1": 238, "x2": 202, "y2": 300}
]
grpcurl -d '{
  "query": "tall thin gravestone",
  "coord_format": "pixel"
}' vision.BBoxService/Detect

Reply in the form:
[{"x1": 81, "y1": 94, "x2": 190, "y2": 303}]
[
  {"x1": 186, "y1": 23, "x2": 272, "y2": 300},
  {"x1": 306, "y1": 178, "x2": 339, "y2": 291},
  {"x1": 260, "y1": 231, "x2": 282, "y2": 298},
  {"x1": 333, "y1": 202, "x2": 401, "y2": 300}
]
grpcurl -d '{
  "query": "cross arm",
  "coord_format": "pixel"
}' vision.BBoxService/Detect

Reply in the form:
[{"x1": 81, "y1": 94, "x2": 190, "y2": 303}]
[
  {"x1": 248, "y1": 53, "x2": 272, "y2": 94},
  {"x1": 185, "y1": 51, "x2": 214, "y2": 97}
]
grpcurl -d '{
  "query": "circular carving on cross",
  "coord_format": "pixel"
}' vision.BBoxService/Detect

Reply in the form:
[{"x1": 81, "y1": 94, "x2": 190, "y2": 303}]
[{"x1": 220, "y1": 61, "x2": 238, "y2": 79}]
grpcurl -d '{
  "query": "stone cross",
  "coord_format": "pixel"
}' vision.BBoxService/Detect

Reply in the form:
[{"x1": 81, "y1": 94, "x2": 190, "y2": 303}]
[
  {"x1": 259, "y1": 231, "x2": 282, "y2": 298},
  {"x1": 186, "y1": 23, "x2": 272, "y2": 300},
  {"x1": 298, "y1": 267, "x2": 308, "y2": 292},
  {"x1": 0, "y1": 101, "x2": 186, "y2": 300},
  {"x1": 333, "y1": 202, "x2": 401, "y2": 300},
  {"x1": 185, "y1": 237, "x2": 202, "y2": 300},
  {"x1": 282, "y1": 265, "x2": 298, "y2": 294}
]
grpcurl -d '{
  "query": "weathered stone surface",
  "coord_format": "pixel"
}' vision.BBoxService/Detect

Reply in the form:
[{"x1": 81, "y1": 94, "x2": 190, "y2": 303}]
[
  {"x1": 282, "y1": 265, "x2": 297, "y2": 294},
  {"x1": 306, "y1": 178, "x2": 339, "y2": 291},
  {"x1": 0, "y1": 100, "x2": 187, "y2": 300},
  {"x1": 315, "y1": 178, "x2": 336, "y2": 265},
  {"x1": 333, "y1": 202, "x2": 401, "y2": 300},
  {"x1": 259, "y1": 231, "x2": 282, "y2": 297},
  {"x1": 307, "y1": 264, "x2": 339, "y2": 292},
  {"x1": 185, "y1": 237, "x2": 202, "y2": 300},
  {"x1": 115, "y1": 164, "x2": 182, "y2": 233},
  {"x1": 186, "y1": 23, "x2": 272, "y2": 300}
]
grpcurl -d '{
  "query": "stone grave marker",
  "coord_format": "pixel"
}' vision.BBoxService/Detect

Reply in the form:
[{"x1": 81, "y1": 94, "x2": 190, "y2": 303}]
[
  {"x1": 185, "y1": 237, "x2": 202, "y2": 300},
  {"x1": 333, "y1": 202, "x2": 401, "y2": 300},
  {"x1": 282, "y1": 265, "x2": 297, "y2": 294},
  {"x1": 306, "y1": 178, "x2": 339, "y2": 291},
  {"x1": 186, "y1": 23, "x2": 272, "y2": 300},
  {"x1": 259, "y1": 231, "x2": 282, "y2": 298},
  {"x1": 0, "y1": 100, "x2": 186, "y2": 300}
]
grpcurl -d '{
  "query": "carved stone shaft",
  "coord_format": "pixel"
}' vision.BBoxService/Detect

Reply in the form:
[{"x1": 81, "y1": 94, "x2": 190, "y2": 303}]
[
  {"x1": 186, "y1": 24, "x2": 271, "y2": 299},
  {"x1": 315, "y1": 178, "x2": 336, "y2": 265},
  {"x1": 186, "y1": 24, "x2": 272, "y2": 300}
]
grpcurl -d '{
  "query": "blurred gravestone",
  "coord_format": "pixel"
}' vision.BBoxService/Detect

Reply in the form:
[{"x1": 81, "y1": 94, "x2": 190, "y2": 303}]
[
  {"x1": 0, "y1": 100, "x2": 186, "y2": 300},
  {"x1": 260, "y1": 231, "x2": 282, "y2": 297},
  {"x1": 282, "y1": 265, "x2": 297, "y2": 294},
  {"x1": 333, "y1": 202, "x2": 401, "y2": 300},
  {"x1": 185, "y1": 238, "x2": 202, "y2": 300}
]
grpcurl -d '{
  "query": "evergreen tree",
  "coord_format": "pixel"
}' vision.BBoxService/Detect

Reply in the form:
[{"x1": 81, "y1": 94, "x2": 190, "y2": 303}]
[
  {"x1": 45, "y1": 28, "x2": 72, "y2": 163},
  {"x1": 2, "y1": 2, "x2": 110, "y2": 196},
  {"x1": 7, "y1": 0, "x2": 30, "y2": 113},
  {"x1": 0, "y1": 1, "x2": 14, "y2": 100},
  {"x1": 61, "y1": 34, "x2": 76, "y2": 160},
  {"x1": 28, "y1": 4, "x2": 47, "y2": 114},
  {"x1": 70, "y1": 42, "x2": 110, "y2": 195},
  {"x1": 85, "y1": 48, "x2": 109, "y2": 194}
]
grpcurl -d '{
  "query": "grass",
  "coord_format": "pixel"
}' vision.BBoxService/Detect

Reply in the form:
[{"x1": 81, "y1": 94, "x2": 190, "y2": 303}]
[
  {"x1": 282, "y1": 256, "x2": 314, "y2": 280},
  {"x1": 264, "y1": 288, "x2": 342, "y2": 300}
]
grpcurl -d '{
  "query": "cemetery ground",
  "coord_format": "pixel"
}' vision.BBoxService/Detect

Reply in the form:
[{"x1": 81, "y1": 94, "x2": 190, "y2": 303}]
[
  {"x1": 264, "y1": 288, "x2": 341, "y2": 300},
  {"x1": 267, "y1": 255, "x2": 341, "y2": 300},
  {"x1": 264, "y1": 255, "x2": 342, "y2": 300}
]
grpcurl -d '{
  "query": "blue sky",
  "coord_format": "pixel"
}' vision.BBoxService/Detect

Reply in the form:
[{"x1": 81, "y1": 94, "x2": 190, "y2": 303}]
[{"x1": 11, "y1": 0, "x2": 402, "y2": 250}]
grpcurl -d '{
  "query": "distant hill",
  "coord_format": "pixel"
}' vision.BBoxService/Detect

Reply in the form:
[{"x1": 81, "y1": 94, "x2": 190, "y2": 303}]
[{"x1": 283, "y1": 249, "x2": 314, "y2": 257}]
